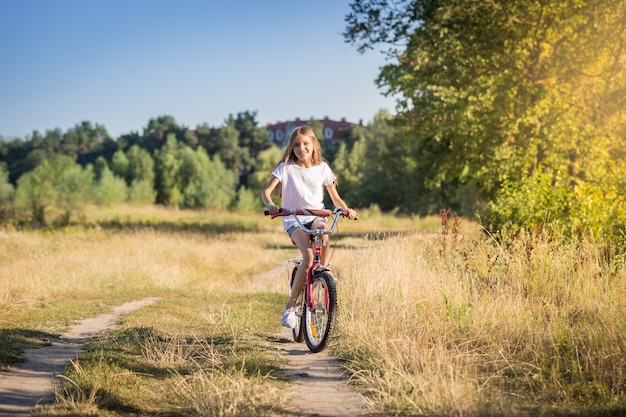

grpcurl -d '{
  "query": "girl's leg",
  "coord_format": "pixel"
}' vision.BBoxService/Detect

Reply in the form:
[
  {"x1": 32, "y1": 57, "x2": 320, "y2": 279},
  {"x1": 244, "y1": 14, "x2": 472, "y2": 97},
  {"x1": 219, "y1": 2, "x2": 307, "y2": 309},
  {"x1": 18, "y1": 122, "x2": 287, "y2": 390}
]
[
  {"x1": 310, "y1": 218, "x2": 331, "y2": 267},
  {"x1": 286, "y1": 228, "x2": 313, "y2": 309}
]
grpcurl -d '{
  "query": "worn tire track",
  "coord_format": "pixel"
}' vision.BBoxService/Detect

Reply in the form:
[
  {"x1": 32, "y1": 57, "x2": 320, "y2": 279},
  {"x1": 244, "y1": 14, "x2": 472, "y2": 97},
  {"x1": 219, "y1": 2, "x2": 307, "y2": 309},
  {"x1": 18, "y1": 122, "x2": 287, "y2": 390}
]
[{"x1": 0, "y1": 298, "x2": 160, "y2": 416}]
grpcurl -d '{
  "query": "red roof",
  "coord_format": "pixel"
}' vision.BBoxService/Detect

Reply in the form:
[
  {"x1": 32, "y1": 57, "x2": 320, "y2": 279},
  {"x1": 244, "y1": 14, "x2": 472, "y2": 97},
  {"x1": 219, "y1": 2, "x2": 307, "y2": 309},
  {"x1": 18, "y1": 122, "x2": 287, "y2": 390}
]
[{"x1": 266, "y1": 117, "x2": 360, "y2": 146}]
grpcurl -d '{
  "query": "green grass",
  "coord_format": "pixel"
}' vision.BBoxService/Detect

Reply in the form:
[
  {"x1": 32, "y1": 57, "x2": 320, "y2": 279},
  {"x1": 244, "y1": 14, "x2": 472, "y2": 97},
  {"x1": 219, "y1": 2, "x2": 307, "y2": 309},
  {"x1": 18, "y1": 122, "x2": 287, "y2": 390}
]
[
  {"x1": 46, "y1": 292, "x2": 289, "y2": 416},
  {"x1": 5, "y1": 205, "x2": 624, "y2": 416}
]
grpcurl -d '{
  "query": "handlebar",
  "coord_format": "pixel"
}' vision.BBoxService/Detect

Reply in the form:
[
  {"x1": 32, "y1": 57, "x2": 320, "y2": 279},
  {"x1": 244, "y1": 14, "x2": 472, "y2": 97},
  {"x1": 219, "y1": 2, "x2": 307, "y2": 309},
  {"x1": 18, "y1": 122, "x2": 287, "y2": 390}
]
[{"x1": 264, "y1": 207, "x2": 355, "y2": 235}]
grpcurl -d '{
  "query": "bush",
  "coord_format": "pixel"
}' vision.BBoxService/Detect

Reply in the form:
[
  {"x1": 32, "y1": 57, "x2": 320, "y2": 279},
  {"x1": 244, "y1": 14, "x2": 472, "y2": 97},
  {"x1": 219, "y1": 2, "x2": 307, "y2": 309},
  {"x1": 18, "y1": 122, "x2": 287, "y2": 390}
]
[
  {"x1": 482, "y1": 172, "x2": 626, "y2": 249},
  {"x1": 234, "y1": 186, "x2": 260, "y2": 213},
  {"x1": 94, "y1": 168, "x2": 127, "y2": 206}
]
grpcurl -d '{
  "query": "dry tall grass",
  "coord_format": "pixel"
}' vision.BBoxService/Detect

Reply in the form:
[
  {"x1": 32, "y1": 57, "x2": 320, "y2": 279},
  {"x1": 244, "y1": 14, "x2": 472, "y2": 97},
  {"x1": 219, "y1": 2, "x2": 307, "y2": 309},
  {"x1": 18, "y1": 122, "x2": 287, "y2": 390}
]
[
  {"x1": 0, "y1": 225, "x2": 286, "y2": 331},
  {"x1": 333, "y1": 225, "x2": 626, "y2": 415},
  {"x1": 5, "y1": 206, "x2": 624, "y2": 415}
]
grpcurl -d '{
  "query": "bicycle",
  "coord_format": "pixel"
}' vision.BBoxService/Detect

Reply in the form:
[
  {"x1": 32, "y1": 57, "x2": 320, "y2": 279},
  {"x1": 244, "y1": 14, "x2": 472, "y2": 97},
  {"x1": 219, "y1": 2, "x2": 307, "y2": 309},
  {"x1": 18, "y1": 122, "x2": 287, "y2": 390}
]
[{"x1": 265, "y1": 207, "x2": 350, "y2": 353}]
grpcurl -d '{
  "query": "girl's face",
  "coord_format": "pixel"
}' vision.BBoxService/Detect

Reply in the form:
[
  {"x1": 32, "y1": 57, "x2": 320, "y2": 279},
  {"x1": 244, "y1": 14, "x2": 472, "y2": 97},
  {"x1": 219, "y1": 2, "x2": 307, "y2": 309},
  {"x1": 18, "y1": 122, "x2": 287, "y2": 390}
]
[{"x1": 292, "y1": 134, "x2": 314, "y2": 165}]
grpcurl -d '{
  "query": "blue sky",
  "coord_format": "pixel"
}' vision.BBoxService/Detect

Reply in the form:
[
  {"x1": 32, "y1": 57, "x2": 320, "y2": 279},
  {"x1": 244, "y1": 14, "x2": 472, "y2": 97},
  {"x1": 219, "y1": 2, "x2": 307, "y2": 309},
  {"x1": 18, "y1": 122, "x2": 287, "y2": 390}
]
[{"x1": 0, "y1": 1, "x2": 395, "y2": 140}]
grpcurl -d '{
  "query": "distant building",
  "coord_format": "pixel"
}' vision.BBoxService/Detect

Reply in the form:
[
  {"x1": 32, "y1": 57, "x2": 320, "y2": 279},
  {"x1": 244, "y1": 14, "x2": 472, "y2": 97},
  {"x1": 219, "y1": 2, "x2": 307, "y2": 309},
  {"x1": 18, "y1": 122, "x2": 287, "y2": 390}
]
[{"x1": 266, "y1": 117, "x2": 361, "y2": 147}]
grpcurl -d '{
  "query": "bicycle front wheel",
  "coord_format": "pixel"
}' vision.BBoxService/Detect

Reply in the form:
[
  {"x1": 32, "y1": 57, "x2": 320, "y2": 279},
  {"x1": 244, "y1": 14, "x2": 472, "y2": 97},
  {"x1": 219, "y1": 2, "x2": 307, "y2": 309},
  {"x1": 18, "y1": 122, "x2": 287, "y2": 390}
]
[{"x1": 304, "y1": 269, "x2": 337, "y2": 353}]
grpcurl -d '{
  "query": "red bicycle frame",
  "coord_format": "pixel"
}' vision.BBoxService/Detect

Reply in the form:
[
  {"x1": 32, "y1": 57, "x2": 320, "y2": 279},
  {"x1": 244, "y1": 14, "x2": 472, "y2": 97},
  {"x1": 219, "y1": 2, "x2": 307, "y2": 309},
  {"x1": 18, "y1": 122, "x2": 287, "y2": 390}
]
[{"x1": 270, "y1": 208, "x2": 338, "y2": 308}]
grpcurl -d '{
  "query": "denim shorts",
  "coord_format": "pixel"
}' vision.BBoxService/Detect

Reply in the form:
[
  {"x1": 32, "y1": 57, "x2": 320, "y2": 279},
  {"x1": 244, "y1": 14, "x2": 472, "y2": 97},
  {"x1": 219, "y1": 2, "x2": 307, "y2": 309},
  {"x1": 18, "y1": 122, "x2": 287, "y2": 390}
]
[
  {"x1": 287, "y1": 216, "x2": 330, "y2": 237},
  {"x1": 287, "y1": 220, "x2": 315, "y2": 238}
]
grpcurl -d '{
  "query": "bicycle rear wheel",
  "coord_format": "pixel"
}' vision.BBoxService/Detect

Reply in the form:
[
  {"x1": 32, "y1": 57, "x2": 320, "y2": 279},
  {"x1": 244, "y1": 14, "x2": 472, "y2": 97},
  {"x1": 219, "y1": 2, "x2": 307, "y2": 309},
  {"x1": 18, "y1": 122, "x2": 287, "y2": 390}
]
[
  {"x1": 289, "y1": 266, "x2": 305, "y2": 343},
  {"x1": 304, "y1": 269, "x2": 337, "y2": 353}
]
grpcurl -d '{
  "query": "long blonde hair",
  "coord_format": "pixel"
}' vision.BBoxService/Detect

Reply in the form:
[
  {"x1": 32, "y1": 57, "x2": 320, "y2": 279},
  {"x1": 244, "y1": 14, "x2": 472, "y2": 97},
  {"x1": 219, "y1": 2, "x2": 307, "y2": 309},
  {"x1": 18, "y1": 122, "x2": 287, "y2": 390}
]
[{"x1": 279, "y1": 125, "x2": 324, "y2": 165}]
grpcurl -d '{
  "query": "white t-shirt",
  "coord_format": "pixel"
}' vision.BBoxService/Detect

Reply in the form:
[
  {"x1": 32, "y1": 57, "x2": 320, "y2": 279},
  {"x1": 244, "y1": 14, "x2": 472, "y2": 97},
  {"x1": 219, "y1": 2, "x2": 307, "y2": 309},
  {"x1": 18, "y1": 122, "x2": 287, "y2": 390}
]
[{"x1": 272, "y1": 161, "x2": 336, "y2": 232}]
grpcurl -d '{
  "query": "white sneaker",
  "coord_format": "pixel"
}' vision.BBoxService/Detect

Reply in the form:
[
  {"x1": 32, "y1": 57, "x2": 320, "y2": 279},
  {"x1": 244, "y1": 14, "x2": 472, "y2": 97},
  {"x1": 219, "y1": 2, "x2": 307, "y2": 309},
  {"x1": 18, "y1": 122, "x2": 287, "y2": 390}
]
[{"x1": 281, "y1": 307, "x2": 297, "y2": 329}]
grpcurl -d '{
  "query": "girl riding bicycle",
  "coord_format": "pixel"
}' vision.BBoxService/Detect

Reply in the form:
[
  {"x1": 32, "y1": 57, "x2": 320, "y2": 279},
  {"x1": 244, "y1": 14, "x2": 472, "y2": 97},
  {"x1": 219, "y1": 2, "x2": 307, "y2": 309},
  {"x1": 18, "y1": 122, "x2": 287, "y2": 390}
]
[{"x1": 261, "y1": 125, "x2": 357, "y2": 328}]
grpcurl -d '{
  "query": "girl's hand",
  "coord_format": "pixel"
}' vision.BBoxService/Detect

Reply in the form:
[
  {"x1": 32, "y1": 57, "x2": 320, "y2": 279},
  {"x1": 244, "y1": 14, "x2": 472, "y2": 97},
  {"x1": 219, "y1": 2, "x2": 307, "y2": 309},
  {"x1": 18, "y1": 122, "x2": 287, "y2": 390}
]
[
  {"x1": 266, "y1": 203, "x2": 279, "y2": 215},
  {"x1": 345, "y1": 208, "x2": 357, "y2": 220}
]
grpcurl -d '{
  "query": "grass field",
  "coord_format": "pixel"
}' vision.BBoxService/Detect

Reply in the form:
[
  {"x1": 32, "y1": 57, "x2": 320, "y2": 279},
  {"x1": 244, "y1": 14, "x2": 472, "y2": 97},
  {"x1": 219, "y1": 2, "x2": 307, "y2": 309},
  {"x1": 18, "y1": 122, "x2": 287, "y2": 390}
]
[{"x1": 1, "y1": 205, "x2": 625, "y2": 416}]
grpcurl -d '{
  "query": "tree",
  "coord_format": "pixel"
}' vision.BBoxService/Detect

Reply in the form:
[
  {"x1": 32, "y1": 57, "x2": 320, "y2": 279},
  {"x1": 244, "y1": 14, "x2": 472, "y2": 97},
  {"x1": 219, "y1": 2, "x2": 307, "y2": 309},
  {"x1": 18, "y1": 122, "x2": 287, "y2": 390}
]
[
  {"x1": 126, "y1": 145, "x2": 156, "y2": 204},
  {"x1": 93, "y1": 156, "x2": 109, "y2": 182},
  {"x1": 55, "y1": 159, "x2": 93, "y2": 223},
  {"x1": 126, "y1": 145, "x2": 154, "y2": 185},
  {"x1": 206, "y1": 154, "x2": 237, "y2": 209},
  {"x1": 142, "y1": 115, "x2": 184, "y2": 153},
  {"x1": 94, "y1": 165, "x2": 127, "y2": 206},
  {"x1": 247, "y1": 145, "x2": 283, "y2": 197},
  {"x1": 234, "y1": 111, "x2": 270, "y2": 187},
  {"x1": 175, "y1": 145, "x2": 236, "y2": 210},
  {"x1": 15, "y1": 159, "x2": 58, "y2": 224},
  {"x1": 0, "y1": 167, "x2": 13, "y2": 203},
  {"x1": 234, "y1": 186, "x2": 259, "y2": 212},
  {"x1": 0, "y1": 167, "x2": 14, "y2": 221},
  {"x1": 345, "y1": 0, "x2": 626, "y2": 214},
  {"x1": 111, "y1": 149, "x2": 130, "y2": 182},
  {"x1": 14, "y1": 155, "x2": 92, "y2": 225},
  {"x1": 333, "y1": 110, "x2": 426, "y2": 212},
  {"x1": 212, "y1": 117, "x2": 242, "y2": 173},
  {"x1": 63, "y1": 121, "x2": 111, "y2": 165},
  {"x1": 128, "y1": 178, "x2": 156, "y2": 204},
  {"x1": 154, "y1": 134, "x2": 183, "y2": 207},
  {"x1": 234, "y1": 111, "x2": 269, "y2": 160},
  {"x1": 178, "y1": 146, "x2": 204, "y2": 208}
]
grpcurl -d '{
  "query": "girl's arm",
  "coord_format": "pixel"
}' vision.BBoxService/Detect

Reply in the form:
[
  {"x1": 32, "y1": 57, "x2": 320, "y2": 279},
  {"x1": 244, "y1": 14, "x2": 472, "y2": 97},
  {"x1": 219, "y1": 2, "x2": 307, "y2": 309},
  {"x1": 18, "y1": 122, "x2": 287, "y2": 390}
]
[
  {"x1": 262, "y1": 176, "x2": 280, "y2": 214},
  {"x1": 326, "y1": 183, "x2": 357, "y2": 220}
]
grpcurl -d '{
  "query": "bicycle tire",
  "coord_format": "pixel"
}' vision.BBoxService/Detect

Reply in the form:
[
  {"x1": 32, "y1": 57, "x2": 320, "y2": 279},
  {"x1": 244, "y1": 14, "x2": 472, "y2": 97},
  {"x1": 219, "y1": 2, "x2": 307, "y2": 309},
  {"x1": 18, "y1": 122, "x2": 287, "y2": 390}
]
[
  {"x1": 289, "y1": 267, "x2": 305, "y2": 343},
  {"x1": 304, "y1": 269, "x2": 338, "y2": 353}
]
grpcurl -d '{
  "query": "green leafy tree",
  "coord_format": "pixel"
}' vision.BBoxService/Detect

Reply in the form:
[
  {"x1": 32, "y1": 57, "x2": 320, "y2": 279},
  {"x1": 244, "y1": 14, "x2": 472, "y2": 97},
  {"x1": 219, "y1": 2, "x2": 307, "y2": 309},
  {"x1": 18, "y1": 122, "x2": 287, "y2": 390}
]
[
  {"x1": 195, "y1": 122, "x2": 217, "y2": 152},
  {"x1": 332, "y1": 137, "x2": 365, "y2": 206},
  {"x1": 234, "y1": 186, "x2": 260, "y2": 212},
  {"x1": 234, "y1": 111, "x2": 270, "y2": 159},
  {"x1": 184, "y1": 129, "x2": 199, "y2": 149},
  {"x1": 93, "y1": 156, "x2": 109, "y2": 182},
  {"x1": 234, "y1": 111, "x2": 270, "y2": 187},
  {"x1": 143, "y1": 115, "x2": 186, "y2": 153},
  {"x1": 94, "y1": 165, "x2": 127, "y2": 206},
  {"x1": 247, "y1": 145, "x2": 283, "y2": 199},
  {"x1": 178, "y1": 147, "x2": 236, "y2": 210},
  {"x1": 126, "y1": 145, "x2": 155, "y2": 185},
  {"x1": 42, "y1": 129, "x2": 62, "y2": 156},
  {"x1": 14, "y1": 155, "x2": 91, "y2": 224},
  {"x1": 212, "y1": 118, "x2": 242, "y2": 173},
  {"x1": 0, "y1": 167, "x2": 14, "y2": 222},
  {"x1": 183, "y1": 148, "x2": 206, "y2": 208},
  {"x1": 179, "y1": 146, "x2": 205, "y2": 208},
  {"x1": 63, "y1": 121, "x2": 111, "y2": 164},
  {"x1": 207, "y1": 154, "x2": 237, "y2": 209},
  {"x1": 333, "y1": 110, "x2": 427, "y2": 212},
  {"x1": 154, "y1": 134, "x2": 183, "y2": 207},
  {"x1": 344, "y1": 0, "x2": 626, "y2": 219},
  {"x1": 111, "y1": 149, "x2": 130, "y2": 182},
  {"x1": 55, "y1": 160, "x2": 93, "y2": 223},
  {"x1": 128, "y1": 179, "x2": 156, "y2": 204},
  {"x1": 126, "y1": 145, "x2": 156, "y2": 204},
  {"x1": 15, "y1": 159, "x2": 58, "y2": 224},
  {"x1": 5, "y1": 132, "x2": 50, "y2": 184},
  {"x1": 0, "y1": 168, "x2": 13, "y2": 206}
]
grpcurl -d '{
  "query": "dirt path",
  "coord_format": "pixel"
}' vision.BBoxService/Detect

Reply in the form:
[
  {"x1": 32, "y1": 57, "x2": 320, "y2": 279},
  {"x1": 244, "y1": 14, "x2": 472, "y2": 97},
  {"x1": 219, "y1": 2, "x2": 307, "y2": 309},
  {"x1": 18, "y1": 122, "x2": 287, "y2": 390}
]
[
  {"x1": 274, "y1": 327, "x2": 372, "y2": 417},
  {"x1": 0, "y1": 298, "x2": 372, "y2": 417},
  {"x1": 0, "y1": 298, "x2": 160, "y2": 416}
]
